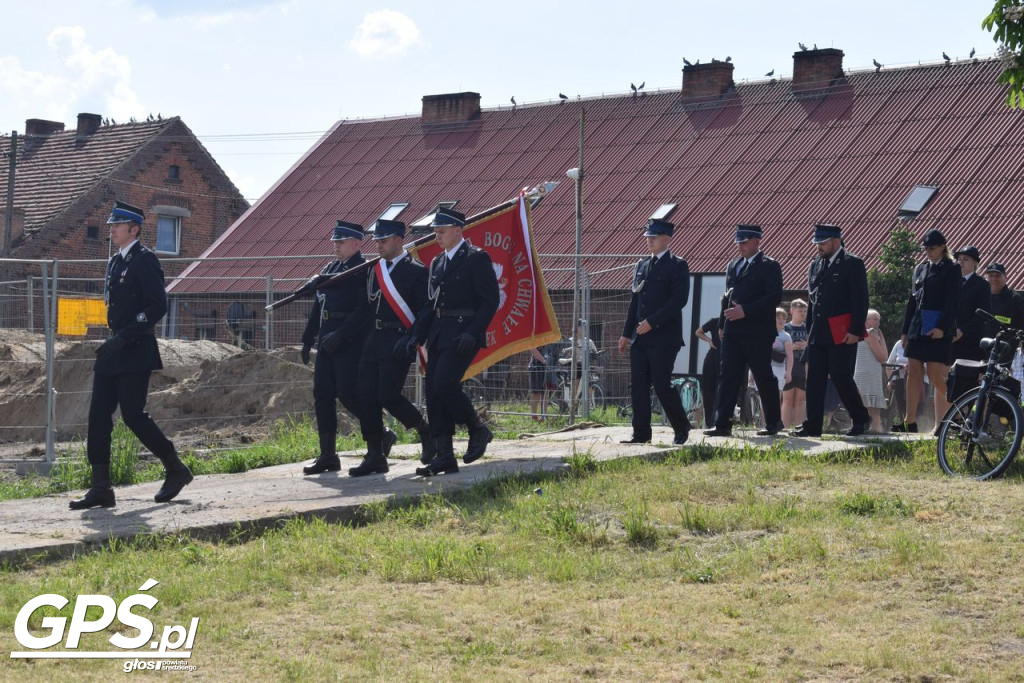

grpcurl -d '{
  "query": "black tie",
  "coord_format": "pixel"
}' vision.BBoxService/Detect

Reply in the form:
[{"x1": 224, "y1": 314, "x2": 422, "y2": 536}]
[{"x1": 736, "y1": 259, "x2": 748, "y2": 279}]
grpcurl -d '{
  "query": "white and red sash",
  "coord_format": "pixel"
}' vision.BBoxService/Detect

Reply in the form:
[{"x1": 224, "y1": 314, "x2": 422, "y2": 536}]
[{"x1": 375, "y1": 259, "x2": 427, "y2": 370}]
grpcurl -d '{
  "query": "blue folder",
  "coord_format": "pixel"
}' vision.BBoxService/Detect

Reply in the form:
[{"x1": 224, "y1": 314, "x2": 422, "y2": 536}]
[{"x1": 920, "y1": 309, "x2": 942, "y2": 334}]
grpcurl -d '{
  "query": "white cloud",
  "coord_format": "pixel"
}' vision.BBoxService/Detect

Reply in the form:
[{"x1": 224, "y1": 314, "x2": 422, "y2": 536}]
[
  {"x1": 43, "y1": 26, "x2": 143, "y2": 121},
  {"x1": 349, "y1": 9, "x2": 424, "y2": 59}
]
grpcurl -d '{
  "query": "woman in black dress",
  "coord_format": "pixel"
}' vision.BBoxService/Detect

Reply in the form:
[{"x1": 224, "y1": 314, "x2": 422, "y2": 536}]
[{"x1": 893, "y1": 229, "x2": 960, "y2": 433}]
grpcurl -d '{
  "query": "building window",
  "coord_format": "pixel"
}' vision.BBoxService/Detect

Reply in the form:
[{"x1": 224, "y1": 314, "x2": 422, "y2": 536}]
[
  {"x1": 168, "y1": 165, "x2": 180, "y2": 180},
  {"x1": 410, "y1": 201, "x2": 459, "y2": 229},
  {"x1": 898, "y1": 185, "x2": 938, "y2": 220},
  {"x1": 378, "y1": 202, "x2": 409, "y2": 221},
  {"x1": 86, "y1": 225, "x2": 99, "y2": 240},
  {"x1": 650, "y1": 203, "x2": 677, "y2": 220},
  {"x1": 155, "y1": 215, "x2": 180, "y2": 254}
]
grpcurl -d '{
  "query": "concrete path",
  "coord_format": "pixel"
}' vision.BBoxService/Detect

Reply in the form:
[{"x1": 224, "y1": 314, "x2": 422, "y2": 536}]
[{"x1": 0, "y1": 426, "x2": 924, "y2": 564}]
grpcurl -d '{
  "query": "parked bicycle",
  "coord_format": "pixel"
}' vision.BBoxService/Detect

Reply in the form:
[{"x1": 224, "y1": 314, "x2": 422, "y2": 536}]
[
  {"x1": 617, "y1": 374, "x2": 704, "y2": 426},
  {"x1": 548, "y1": 363, "x2": 605, "y2": 415},
  {"x1": 936, "y1": 309, "x2": 1024, "y2": 479}
]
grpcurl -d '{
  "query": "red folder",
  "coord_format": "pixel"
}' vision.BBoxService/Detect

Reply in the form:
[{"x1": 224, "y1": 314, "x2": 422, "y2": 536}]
[{"x1": 827, "y1": 314, "x2": 867, "y2": 345}]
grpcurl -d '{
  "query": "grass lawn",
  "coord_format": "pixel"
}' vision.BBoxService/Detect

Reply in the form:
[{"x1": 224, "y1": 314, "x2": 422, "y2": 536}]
[{"x1": 4, "y1": 437, "x2": 1024, "y2": 680}]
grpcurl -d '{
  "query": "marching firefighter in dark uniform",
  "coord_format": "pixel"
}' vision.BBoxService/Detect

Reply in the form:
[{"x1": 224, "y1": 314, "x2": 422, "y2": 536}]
[
  {"x1": 300, "y1": 220, "x2": 371, "y2": 475},
  {"x1": 349, "y1": 219, "x2": 435, "y2": 477},
  {"x1": 71, "y1": 201, "x2": 192, "y2": 510},
  {"x1": 411, "y1": 207, "x2": 499, "y2": 476},
  {"x1": 617, "y1": 218, "x2": 691, "y2": 445},
  {"x1": 705, "y1": 224, "x2": 784, "y2": 437},
  {"x1": 793, "y1": 223, "x2": 872, "y2": 437}
]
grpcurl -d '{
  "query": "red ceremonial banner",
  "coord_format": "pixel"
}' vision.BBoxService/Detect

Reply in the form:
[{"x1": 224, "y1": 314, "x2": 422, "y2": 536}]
[{"x1": 410, "y1": 194, "x2": 561, "y2": 380}]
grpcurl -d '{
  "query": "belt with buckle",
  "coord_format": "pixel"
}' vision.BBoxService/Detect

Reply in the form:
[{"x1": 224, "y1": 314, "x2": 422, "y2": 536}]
[
  {"x1": 436, "y1": 308, "x2": 475, "y2": 319},
  {"x1": 374, "y1": 319, "x2": 406, "y2": 331},
  {"x1": 321, "y1": 309, "x2": 345, "y2": 320}
]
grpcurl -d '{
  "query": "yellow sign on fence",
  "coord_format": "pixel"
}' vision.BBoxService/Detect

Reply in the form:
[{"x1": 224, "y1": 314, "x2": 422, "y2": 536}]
[{"x1": 58, "y1": 297, "x2": 107, "y2": 336}]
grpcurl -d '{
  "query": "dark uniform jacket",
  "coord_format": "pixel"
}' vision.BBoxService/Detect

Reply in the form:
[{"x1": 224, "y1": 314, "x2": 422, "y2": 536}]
[
  {"x1": 365, "y1": 253, "x2": 430, "y2": 358},
  {"x1": 954, "y1": 273, "x2": 991, "y2": 354},
  {"x1": 621, "y1": 251, "x2": 690, "y2": 348},
  {"x1": 805, "y1": 247, "x2": 869, "y2": 345},
  {"x1": 301, "y1": 253, "x2": 370, "y2": 349},
  {"x1": 96, "y1": 241, "x2": 166, "y2": 376},
  {"x1": 416, "y1": 241, "x2": 500, "y2": 350},
  {"x1": 987, "y1": 287, "x2": 1024, "y2": 335},
  {"x1": 720, "y1": 251, "x2": 782, "y2": 337},
  {"x1": 901, "y1": 259, "x2": 961, "y2": 340}
]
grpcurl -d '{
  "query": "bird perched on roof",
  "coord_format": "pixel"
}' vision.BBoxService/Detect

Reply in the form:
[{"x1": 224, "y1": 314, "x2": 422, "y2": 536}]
[
  {"x1": 970, "y1": 47, "x2": 976, "y2": 59},
  {"x1": 631, "y1": 82, "x2": 637, "y2": 95},
  {"x1": 725, "y1": 56, "x2": 732, "y2": 63},
  {"x1": 683, "y1": 57, "x2": 692, "y2": 66},
  {"x1": 559, "y1": 93, "x2": 568, "y2": 101},
  {"x1": 765, "y1": 69, "x2": 775, "y2": 77},
  {"x1": 799, "y1": 42, "x2": 808, "y2": 51},
  {"x1": 813, "y1": 43, "x2": 818, "y2": 50},
  {"x1": 873, "y1": 58, "x2": 882, "y2": 72},
  {"x1": 510, "y1": 96, "x2": 516, "y2": 107},
  {"x1": 943, "y1": 51, "x2": 951, "y2": 63}
]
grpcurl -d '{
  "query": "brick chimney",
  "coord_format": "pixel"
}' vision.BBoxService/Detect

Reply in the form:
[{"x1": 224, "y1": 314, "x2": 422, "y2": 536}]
[
  {"x1": 792, "y1": 48, "x2": 845, "y2": 95},
  {"x1": 681, "y1": 61, "x2": 735, "y2": 100},
  {"x1": 76, "y1": 113, "x2": 102, "y2": 140},
  {"x1": 421, "y1": 92, "x2": 481, "y2": 125},
  {"x1": 23, "y1": 118, "x2": 64, "y2": 153}
]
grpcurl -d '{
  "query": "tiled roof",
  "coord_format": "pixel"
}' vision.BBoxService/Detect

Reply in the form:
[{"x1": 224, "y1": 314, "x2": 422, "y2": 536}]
[
  {"x1": 0, "y1": 119, "x2": 178, "y2": 236},
  {"x1": 172, "y1": 58, "x2": 1024, "y2": 294}
]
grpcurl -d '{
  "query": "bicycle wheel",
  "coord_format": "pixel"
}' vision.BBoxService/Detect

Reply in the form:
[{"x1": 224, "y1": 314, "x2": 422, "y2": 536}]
[
  {"x1": 589, "y1": 383, "x2": 605, "y2": 412},
  {"x1": 743, "y1": 388, "x2": 765, "y2": 429},
  {"x1": 462, "y1": 377, "x2": 488, "y2": 409},
  {"x1": 679, "y1": 380, "x2": 704, "y2": 426},
  {"x1": 937, "y1": 386, "x2": 1023, "y2": 479}
]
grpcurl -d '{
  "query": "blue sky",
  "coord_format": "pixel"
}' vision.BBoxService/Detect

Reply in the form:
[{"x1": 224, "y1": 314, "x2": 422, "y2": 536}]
[{"x1": 0, "y1": 0, "x2": 1001, "y2": 201}]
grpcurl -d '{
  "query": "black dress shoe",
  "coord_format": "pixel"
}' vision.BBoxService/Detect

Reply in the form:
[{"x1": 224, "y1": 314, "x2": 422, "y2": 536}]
[
  {"x1": 673, "y1": 432, "x2": 689, "y2": 446},
  {"x1": 303, "y1": 457, "x2": 341, "y2": 475},
  {"x1": 790, "y1": 426, "x2": 822, "y2": 438},
  {"x1": 756, "y1": 421, "x2": 785, "y2": 436},
  {"x1": 415, "y1": 456, "x2": 459, "y2": 476},
  {"x1": 464, "y1": 424, "x2": 493, "y2": 464},
  {"x1": 891, "y1": 422, "x2": 918, "y2": 433},
  {"x1": 846, "y1": 422, "x2": 870, "y2": 437},
  {"x1": 620, "y1": 435, "x2": 651, "y2": 444},
  {"x1": 703, "y1": 427, "x2": 732, "y2": 437},
  {"x1": 382, "y1": 429, "x2": 397, "y2": 457},
  {"x1": 69, "y1": 487, "x2": 115, "y2": 510},
  {"x1": 155, "y1": 467, "x2": 194, "y2": 503},
  {"x1": 348, "y1": 457, "x2": 389, "y2": 477}
]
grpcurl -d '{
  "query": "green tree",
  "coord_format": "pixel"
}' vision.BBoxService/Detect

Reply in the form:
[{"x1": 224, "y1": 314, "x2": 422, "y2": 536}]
[
  {"x1": 867, "y1": 221, "x2": 918, "y2": 345},
  {"x1": 983, "y1": 1, "x2": 1024, "y2": 108}
]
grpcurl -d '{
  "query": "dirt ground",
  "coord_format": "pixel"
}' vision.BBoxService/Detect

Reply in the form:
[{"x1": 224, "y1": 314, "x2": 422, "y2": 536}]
[{"x1": 0, "y1": 329, "x2": 322, "y2": 454}]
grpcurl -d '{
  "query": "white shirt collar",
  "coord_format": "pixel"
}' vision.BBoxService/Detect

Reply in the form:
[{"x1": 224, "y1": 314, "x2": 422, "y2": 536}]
[
  {"x1": 445, "y1": 239, "x2": 465, "y2": 260},
  {"x1": 386, "y1": 250, "x2": 408, "y2": 270},
  {"x1": 651, "y1": 248, "x2": 670, "y2": 261},
  {"x1": 118, "y1": 240, "x2": 138, "y2": 259},
  {"x1": 827, "y1": 247, "x2": 844, "y2": 267}
]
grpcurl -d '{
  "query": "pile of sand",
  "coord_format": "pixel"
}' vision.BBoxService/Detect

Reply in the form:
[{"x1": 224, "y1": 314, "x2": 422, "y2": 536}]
[{"x1": 0, "y1": 330, "x2": 333, "y2": 444}]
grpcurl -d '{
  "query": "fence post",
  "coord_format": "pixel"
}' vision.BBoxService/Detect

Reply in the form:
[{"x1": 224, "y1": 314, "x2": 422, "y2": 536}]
[
  {"x1": 43, "y1": 261, "x2": 57, "y2": 464},
  {"x1": 265, "y1": 275, "x2": 273, "y2": 350},
  {"x1": 26, "y1": 276, "x2": 33, "y2": 332},
  {"x1": 581, "y1": 270, "x2": 592, "y2": 420}
]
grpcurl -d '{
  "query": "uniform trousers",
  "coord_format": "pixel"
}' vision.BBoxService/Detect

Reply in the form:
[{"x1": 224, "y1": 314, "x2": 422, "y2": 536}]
[
  {"x1": 805, "y1": 342, "x2": 871, "y2": 430},
  {"x1": 425, "y1": 343, "x2": 477, "y2": 438},
  {"x1": 357, "y1": 330, "x2": 423, "y2": 442},
  {"x1": 630, "y1": 342, "x2": 690, "y2": 439},
  {"x1": 715, "y1": 333, "x2": 782, "y2": 428},
  {"x1": 701, "y1": 350, "x2": 719, "y2": 428},
  {"x1": 87, "y1": 371, "x2": 175, "y2": 465},
  {"x1": 313, "y1": 346, "x2": 361, "y2": 450}
]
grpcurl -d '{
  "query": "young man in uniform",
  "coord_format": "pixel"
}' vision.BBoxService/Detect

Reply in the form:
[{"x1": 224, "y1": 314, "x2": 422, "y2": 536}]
[
  {"x1": 411, "y1": 208, "x2": 499, "y2": 476},
  {"x1": 71, "y1": 201, "x2": 192, "y2": 510},
  {"x1": 300, "y1": 220, "x2": 371, "y2": 475},
  {"x1": 349, "y1": 219, "x2": 435, "y2": 476}
]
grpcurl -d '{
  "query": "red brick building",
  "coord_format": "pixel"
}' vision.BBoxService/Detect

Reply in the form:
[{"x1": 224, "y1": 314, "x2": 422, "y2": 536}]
[{"x1": 0, "y1": 113, "x2": 248, "y2": 280}]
